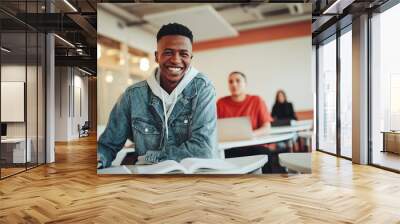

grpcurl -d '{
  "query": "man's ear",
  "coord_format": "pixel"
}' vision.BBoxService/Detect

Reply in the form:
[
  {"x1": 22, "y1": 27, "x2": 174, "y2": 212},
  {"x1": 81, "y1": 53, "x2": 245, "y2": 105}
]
[{"x1": 154, "y1": 51, "x2": 158, "y2": 63}]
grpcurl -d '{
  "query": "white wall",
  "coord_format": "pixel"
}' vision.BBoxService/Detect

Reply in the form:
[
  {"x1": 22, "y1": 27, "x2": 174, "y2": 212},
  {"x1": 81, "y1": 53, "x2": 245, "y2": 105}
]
[
  {"x1": 192, "y1": 36, "x2": 313, "y2": 111},
  {"x1": 54, "y1": 67, "x2": 89, "y2": 141}
]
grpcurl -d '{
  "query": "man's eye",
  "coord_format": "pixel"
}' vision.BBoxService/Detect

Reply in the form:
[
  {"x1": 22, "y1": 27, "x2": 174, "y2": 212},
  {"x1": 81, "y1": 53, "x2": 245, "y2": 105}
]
[
  {"x1": 163, "y1": 51, "x2": 172, "y2": 56},
  {"x1": 180, "y1": 53, "x2": 189, "y2": 57}
]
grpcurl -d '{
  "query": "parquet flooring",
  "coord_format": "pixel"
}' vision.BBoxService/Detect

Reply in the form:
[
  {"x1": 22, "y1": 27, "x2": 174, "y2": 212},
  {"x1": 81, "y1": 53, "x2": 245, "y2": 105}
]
[{"x1": 0, "y1": 135, "x2": 400, "y2": 223}]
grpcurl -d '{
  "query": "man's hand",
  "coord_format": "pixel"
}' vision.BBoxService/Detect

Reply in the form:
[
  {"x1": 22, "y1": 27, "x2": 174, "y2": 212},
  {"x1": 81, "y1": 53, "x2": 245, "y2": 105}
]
[{"x1": 136, "y1": 155, "x2": 154, "y2": 165}]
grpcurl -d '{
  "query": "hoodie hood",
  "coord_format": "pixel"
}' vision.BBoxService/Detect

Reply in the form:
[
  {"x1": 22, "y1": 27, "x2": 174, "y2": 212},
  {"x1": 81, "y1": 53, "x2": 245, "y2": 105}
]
[{"x1": 146, "y1": 66, "x2": 199, "y2": 138}]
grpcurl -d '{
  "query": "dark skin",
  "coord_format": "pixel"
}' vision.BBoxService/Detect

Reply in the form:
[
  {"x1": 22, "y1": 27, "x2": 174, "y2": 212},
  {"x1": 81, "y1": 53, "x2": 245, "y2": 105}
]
[{"x1": 155, "y1": 35, "x2": 193, "y2": 94}]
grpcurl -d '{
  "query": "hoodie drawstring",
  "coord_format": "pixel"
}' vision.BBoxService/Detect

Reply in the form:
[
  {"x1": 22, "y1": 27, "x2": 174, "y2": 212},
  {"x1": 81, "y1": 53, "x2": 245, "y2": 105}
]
[
  {"x1": 161, "y1": 93, "x2": 168, "y2": 140},
  {"x1": 161, "y1": 90, "x2": 178, "y2": 142}
]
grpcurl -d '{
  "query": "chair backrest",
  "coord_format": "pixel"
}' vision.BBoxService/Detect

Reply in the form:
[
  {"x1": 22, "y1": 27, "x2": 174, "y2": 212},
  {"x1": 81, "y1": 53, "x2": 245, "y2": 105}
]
[{"x1": 82, "y1": 121, "x2": 90, "y2": 129}]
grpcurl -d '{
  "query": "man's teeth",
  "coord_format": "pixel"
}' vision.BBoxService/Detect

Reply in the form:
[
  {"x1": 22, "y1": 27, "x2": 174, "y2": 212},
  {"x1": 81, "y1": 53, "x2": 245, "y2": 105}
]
[{"x1": 168, "y1": 67, "x2": 182, "y2": 72}]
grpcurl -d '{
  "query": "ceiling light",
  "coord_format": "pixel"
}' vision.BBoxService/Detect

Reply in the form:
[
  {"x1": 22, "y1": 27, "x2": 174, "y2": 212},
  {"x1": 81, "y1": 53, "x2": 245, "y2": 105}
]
[
  {"x1": 1, "y1": 47, "x2": 11, "y2": 53},
  {"x1": 139, "y1": 58, "x2": 150, "y2": 71},
  {"x1": 105, "y1": 73, "x2": 113, "y2": 83},
  {"x1": 63, "y1": 0, "x2": 78, "y2": 12},
  {"x1": 78, "y1": 67, "x2": 93, "y2": 76},
  {"x1": 322, "y1": 0, "x2": 353, "y2": 15},
  {"x1": 54, "y1": 34, "x2": 75, "y2": 48}
]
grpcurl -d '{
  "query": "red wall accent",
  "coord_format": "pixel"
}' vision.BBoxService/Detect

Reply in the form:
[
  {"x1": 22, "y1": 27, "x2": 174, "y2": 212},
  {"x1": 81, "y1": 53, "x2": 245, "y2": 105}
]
[{"x1": 193, "y1": 21, "x2": 311, "y2": 52}]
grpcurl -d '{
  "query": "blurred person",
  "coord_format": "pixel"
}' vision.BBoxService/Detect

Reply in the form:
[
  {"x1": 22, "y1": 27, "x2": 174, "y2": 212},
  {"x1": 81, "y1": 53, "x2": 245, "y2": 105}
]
[
  {"x1": 217, "y1": 71, "x2": 272, "y2": 137},
  {"x1": 217, "y1": 71, "x2": 286, "y2": 173},
  {"x1": 271, "y1": 90, "x2": 297, "y2": 121}
]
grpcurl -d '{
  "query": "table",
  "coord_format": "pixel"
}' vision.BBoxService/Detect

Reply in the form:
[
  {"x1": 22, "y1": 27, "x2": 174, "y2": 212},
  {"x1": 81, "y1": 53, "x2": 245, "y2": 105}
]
[
  {"x1": 269, "y1": 120, "x2": 313, "y2": 135},
  {"x1": 218, "y1": 133, "x2": 296, "y2": 158},
  {"x1": 279, "y1": 152, "x2": 311, "y2": 173},
  {"x1": 218, "y1": 133, "x2": 296, "y2": 151},
  {"x1": 381, "y1": 131, "x2": 400, "y2": 154},
  {"x1": 1, "y1": 138, "x2": 32, "y2": 163}
]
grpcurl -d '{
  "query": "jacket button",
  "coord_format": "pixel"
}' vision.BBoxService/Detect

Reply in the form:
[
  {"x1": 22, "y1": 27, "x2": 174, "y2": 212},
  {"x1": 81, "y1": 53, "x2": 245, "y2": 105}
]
[
  {"x1": 184, "y1": 119, "x2": 188, "y2": 124},
  {"x1": 145, "y1": 128, "x2": 149, "y2": 132}
]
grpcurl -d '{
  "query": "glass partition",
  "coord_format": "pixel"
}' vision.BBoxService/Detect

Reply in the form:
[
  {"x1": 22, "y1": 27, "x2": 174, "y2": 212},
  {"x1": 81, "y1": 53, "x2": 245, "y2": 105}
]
[{"x1": 0, "y1": 1, "x2": 46, "y2": 179}]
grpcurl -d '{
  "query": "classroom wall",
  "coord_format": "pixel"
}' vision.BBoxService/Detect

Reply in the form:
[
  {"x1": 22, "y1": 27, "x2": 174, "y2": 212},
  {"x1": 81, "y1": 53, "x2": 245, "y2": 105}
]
[
  {"x1": 54, "y1": 67, "x2": 89, "y2": 141},
  {"x1": 192, "y1": 36, "x2": 313, "y2": 111}
]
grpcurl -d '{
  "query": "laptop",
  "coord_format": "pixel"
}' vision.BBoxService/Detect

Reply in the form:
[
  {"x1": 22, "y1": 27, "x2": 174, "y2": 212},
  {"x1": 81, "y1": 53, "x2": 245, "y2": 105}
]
[
  {"x1": 217, "y1": 117, "x2": 253, "y2": 142},
  {"x1": 271, "y1": 119, "x2": 291, "y2": 127}
]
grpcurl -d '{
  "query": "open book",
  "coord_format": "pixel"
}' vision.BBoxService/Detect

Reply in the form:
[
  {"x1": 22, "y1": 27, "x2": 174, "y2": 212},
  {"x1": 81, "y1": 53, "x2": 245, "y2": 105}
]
[{"x1": 97, "y1": 155, "x2": 268, "y2": 174}]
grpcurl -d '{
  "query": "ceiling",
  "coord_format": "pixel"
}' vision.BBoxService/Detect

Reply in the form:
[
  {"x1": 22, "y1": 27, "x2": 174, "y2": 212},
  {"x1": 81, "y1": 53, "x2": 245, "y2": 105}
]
[
  {"x1": 310, "y1": 0, "x2": 391, "y2": 44},
  {"x1": 99, "y1": 3, "x2": 312, "y2": 42},
  {"x1": 0, "y1": 0, "x2": 97, "y2": 74}
]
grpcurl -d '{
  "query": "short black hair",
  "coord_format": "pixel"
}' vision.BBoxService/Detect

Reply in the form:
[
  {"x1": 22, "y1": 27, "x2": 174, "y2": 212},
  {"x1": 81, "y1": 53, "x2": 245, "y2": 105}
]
[
  {"x1": 156, "y1": 23, "x2": 193, "y2": 43},
  {"x1": 229, "y1": 71, "x2": 247, "y2": 82}
]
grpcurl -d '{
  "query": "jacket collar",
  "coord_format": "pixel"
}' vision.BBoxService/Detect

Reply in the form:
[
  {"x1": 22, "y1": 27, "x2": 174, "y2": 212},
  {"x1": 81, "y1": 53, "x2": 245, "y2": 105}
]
[{"x1": 148, "y1": 76, "x2": 198, "y2": 124}]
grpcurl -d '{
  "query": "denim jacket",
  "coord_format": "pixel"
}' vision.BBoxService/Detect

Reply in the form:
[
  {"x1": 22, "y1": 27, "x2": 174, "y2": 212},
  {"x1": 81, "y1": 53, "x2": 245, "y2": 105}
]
[{"x1": 98, "y1": 73, "x2": 217, "y2": 168}]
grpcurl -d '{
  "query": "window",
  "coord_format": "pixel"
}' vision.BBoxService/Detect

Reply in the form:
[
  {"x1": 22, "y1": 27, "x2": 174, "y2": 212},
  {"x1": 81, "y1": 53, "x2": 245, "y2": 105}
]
[
  {"x1": 371, "y1": 2, "x2": 400, "y2": 171},
  {"x1": 339, "y1": 29, "x2": 352, "y2": 158},
  {"x1": 317, "y1": 37, "x2": 337, "y2": 154}
]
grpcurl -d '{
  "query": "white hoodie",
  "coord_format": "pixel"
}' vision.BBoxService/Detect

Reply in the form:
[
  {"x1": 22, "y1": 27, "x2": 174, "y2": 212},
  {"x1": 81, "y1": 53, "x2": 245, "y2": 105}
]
[{"x1": 146, "y1": 66, "x2": 199, "y2": 138}]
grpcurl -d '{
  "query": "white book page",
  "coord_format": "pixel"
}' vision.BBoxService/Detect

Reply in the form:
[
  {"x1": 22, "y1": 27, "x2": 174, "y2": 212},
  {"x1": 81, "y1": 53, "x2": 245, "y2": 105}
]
[
  {"x1": 180, "y1": 158, "x2": 237, "y2": 174},
  {"x1": 133, "y1": 160, "x2": 186, "y2": 174},
  {"x1": 97, "y1": 165, "x2": 132, "y2": 174}
]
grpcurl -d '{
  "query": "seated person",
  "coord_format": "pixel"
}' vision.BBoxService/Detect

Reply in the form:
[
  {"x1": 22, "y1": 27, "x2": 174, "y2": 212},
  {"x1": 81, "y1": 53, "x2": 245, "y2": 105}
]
[
  {"x1": 271, "y1": 89, "x2": 299, "y2": 151},
  {"x1": 217, "y1": 71, "x2": 286, "y2": 173},
  {"x1": 97, "y1": 23, "x2": 217, "y2": 168},
  {"x1": 271, "y1": 89, "x2": 297, "y2": 122}
]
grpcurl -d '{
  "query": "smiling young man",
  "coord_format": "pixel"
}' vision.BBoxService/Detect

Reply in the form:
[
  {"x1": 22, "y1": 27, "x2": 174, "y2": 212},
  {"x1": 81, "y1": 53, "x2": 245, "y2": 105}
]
[{"x1": 97, "y1": 23, "x2": 217, "y2": 168}]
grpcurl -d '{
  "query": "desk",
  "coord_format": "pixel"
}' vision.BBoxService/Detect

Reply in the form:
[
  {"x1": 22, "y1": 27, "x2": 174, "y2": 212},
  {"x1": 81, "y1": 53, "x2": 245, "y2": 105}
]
[
  {"x1": 99, "y1": 155, "x2": 268, "y2": 175},
  {"x1": 218, "y1": 133, "x2": 296, "y2": 158},
  {"x1": 1, "y1": 138, "x2": 31, "y2": 163},
  {"x1": 279, "y1": 153, "x2": 311, "y2": 173},
  {"x1": 269, "y1": 120, "x2": 313, "y2": 135}
]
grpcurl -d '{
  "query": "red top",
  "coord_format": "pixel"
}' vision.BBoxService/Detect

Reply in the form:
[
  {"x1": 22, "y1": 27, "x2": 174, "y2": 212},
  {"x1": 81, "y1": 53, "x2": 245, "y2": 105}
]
[{"x1": 217, "y1": 95, "x2": 273, "y2": 130}]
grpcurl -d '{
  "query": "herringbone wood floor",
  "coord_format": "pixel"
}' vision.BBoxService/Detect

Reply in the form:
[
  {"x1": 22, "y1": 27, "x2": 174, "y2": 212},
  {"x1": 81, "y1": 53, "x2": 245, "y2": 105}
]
[{"x1": 1, "y1": 135, "x2": 400, "y2": 224}]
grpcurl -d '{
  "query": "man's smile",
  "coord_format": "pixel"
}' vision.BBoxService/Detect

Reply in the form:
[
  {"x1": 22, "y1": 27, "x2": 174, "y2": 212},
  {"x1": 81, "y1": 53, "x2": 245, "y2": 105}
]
[{"x1": 166, "y1": 65, "x2": 184, "y2": 75}]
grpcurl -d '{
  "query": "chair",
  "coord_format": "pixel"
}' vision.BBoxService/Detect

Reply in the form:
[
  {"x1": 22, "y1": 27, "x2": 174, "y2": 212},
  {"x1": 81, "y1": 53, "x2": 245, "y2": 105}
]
[{"x1": 78, "y1": 121, "x2": 90, "y2": 138}]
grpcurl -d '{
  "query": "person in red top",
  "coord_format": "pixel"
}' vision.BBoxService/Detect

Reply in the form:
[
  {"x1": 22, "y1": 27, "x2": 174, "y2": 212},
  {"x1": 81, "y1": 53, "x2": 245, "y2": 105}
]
[
  {"x1": 217, "y1": 71, "x2": 273, "y2": 136},
  {"x1": 217, "y1": 71, "x2": 286, "y2": 173}
]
